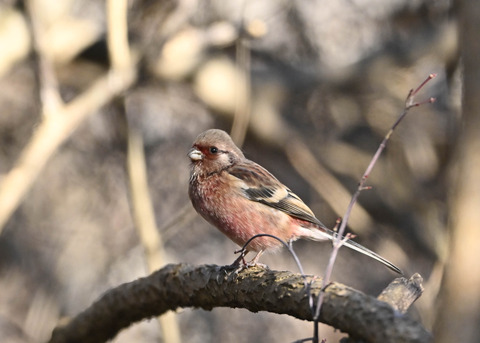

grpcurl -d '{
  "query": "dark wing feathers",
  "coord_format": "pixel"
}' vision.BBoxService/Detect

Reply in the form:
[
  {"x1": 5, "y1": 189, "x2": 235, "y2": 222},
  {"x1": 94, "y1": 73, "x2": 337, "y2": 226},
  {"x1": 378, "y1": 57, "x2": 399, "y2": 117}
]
[
  {"x1": 228, "y1": 162, "x2": 326, "y2": 228},
  {"x1": 258, "y1": 193, "x2": 326, "y2": 227},
  {"x1": 244, "y1": 186, "x2": 276, "y2": 199}
]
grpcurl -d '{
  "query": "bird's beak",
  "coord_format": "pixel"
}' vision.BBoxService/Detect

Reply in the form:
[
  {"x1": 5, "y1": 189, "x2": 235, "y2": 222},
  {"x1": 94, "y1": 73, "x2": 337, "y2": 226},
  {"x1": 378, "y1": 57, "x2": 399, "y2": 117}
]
[{"x1": 188, "y1": 148, "x2": 203, "y2": 161}]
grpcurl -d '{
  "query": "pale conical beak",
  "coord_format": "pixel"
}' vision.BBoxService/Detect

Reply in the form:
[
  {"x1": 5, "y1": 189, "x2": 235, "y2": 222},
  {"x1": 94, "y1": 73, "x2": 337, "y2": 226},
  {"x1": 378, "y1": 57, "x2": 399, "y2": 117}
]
[{"x1": 188, "y1": 148, "x2": 203, "y2": 161}]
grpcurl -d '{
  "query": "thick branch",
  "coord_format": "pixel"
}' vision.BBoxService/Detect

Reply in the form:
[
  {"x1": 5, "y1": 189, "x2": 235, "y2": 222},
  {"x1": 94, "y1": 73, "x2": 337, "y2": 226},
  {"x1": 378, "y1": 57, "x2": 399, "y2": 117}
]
[{"x1": 49, "y1": 264, "x2": 431, "y2": 343}]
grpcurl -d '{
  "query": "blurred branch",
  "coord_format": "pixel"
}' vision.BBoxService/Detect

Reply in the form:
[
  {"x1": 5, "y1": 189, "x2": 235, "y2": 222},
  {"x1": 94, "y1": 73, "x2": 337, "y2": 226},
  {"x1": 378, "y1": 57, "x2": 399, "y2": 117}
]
[
  {"x1": 125, "y1": 116, "x2": 181, "y2": 343},
  {"x1": 286, "y1": 138, "x2": 376, "y2": 235},
  {"x1": 106, "y1": 1, "x2": 180, "y2": 342},
  {"x1": 125, "y1": 123, "x2": 167, "y2": 272},
  {"x1": 26, "y1": 0, "x2": 64, "y2": 117},
  {"x1": 0, "y1": 0, "x2": 138, "y2": 234},
  {"x1": 107, "y1": 0, "x2": 131, "y2": 71},
  {"x1": 48, "y1": 264, "x2": 430, "y2": 343},
  {"x1": 0, "y1": 65, "x2": 136, "y2": 233},
  {"x1": 230, "y1": 22, "x2": 252, "y2": 147},
  {"x1": 434, "y1": 1, "x2": 480, "y2": 342},
  {"x1": 161, "y1": 203, "x2": 198, "y2": 242}
]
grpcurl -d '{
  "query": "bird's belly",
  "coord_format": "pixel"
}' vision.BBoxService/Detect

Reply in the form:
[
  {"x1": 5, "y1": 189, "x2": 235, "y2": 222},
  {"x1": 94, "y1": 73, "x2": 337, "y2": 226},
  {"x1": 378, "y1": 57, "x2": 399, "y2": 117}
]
[{"x1": 194, "y1": 194, "x2": 291, "y2": 252}]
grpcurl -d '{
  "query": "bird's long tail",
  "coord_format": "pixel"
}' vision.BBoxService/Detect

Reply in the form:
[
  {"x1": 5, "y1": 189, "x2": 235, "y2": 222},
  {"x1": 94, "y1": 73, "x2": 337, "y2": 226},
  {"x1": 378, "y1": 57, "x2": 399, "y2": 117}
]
[{"x1": 304, "y1": 226, "x2": 403, "y2": 274}]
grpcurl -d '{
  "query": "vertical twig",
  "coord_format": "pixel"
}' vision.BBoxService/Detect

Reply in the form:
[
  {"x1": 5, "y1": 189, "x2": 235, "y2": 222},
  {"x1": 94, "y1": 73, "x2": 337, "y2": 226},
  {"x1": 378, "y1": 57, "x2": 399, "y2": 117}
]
[{"x1": 311, "y1": 74, "x2": 437, "y2": 340}]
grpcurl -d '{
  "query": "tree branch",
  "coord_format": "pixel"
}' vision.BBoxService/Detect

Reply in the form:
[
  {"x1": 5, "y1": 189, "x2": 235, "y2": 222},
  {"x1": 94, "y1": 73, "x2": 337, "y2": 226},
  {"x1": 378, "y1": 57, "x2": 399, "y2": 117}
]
[
  {"x1": 48, "y1": 264, "x2": 431, "y2": 343},
  {"x1": 378, "y1": 273, "x2": 424, "y2": 314}
]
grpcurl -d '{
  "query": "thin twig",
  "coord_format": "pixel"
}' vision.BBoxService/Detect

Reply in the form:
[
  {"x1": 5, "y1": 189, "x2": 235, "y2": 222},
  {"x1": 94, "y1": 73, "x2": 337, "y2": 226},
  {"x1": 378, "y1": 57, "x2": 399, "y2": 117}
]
[{"x1": 312, "y1": 74, "x2": 437, "y2": 341}]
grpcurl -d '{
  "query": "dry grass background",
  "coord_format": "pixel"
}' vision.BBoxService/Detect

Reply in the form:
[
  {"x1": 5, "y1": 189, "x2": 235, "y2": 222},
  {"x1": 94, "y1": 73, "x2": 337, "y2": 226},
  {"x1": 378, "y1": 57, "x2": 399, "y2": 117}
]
[{"x1": 0, "y1": 0, "x2": 476, "y2": 342}]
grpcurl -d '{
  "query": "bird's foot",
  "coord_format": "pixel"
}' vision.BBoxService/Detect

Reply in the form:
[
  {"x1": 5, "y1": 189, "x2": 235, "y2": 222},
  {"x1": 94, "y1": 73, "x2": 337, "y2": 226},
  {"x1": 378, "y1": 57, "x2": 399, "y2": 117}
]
[
  {"x1": 226, "y1": 250, "x2": 269, "y2": 274},
  {"x1": 228, "y1": 261, "x2": 269, "y2": 275}
]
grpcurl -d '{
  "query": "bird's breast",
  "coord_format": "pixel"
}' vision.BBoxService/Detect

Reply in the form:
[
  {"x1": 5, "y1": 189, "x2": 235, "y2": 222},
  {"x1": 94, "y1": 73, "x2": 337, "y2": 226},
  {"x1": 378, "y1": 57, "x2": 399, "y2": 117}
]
[{"x1": 189, "y1": 172, "x2": 294, "y2": 251}]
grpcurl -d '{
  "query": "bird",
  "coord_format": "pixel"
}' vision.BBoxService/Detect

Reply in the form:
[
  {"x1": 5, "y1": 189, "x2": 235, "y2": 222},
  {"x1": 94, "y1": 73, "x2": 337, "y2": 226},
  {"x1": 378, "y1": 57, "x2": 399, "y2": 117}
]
[{"x1": 188, "y1": 129, "x2": 402, "y2": 274}]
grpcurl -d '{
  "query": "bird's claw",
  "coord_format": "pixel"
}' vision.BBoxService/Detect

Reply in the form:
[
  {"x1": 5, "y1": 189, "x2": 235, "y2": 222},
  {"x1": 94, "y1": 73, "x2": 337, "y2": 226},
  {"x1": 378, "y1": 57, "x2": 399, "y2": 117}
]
[{"x1": 226, "y1": 252, "x2": 270, "y2": 274}]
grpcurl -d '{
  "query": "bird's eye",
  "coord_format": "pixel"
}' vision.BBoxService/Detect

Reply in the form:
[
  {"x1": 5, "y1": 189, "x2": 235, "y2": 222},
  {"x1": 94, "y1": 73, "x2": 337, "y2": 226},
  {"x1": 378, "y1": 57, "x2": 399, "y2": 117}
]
[{"x1": 209, "y1": 146, "x2": 218, "y2": 154}]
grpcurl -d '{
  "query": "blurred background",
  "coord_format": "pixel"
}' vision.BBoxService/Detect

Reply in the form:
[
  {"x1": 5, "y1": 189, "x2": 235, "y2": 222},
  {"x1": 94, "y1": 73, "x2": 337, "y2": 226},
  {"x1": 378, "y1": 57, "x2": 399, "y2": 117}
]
[{"x1": 0, "y1": 0, "x2": 475, "y2": 342}]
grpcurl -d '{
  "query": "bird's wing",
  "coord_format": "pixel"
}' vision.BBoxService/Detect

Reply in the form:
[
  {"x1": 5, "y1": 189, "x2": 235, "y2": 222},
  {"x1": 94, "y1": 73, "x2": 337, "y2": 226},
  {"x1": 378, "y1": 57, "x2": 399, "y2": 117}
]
[
  {"x1": 227, "y1": 162, "x2": 403, "y2": 274},
  {"x1": 227, "y1": 162, "x2": 326, "y2": 228}
]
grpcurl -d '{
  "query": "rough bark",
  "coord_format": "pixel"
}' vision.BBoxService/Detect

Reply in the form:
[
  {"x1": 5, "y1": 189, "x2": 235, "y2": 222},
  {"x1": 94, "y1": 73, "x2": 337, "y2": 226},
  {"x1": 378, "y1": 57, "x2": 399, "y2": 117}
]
[{"x1": 48, "y1": 264, "x2": 431, "y2": 343}]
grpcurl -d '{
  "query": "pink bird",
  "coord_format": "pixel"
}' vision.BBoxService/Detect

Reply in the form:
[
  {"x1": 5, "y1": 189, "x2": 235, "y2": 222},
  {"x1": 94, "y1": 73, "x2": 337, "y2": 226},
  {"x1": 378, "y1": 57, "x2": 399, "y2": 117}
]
[{"x1": 188, "y1": 129, "x2": 401, "y2": 273}]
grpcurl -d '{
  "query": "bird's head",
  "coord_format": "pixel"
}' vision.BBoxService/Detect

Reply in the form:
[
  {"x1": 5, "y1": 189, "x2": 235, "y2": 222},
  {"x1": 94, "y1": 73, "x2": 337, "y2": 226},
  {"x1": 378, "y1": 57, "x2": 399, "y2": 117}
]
[{"x1": 189, "y1": 129, "x2": 244, "y2": 176}]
